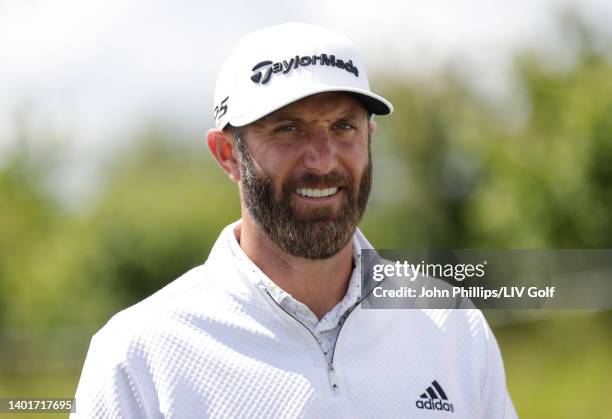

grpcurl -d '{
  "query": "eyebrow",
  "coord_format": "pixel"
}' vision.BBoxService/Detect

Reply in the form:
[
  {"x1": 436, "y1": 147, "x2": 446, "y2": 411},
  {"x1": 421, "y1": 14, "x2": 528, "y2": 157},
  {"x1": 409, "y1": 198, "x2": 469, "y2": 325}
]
[
  {"x1": 262, "y1": 110, "x2": 365, "y2": 125},
  {"x1": 263, "y1": 113, "x2": 307, "y2": 124}
]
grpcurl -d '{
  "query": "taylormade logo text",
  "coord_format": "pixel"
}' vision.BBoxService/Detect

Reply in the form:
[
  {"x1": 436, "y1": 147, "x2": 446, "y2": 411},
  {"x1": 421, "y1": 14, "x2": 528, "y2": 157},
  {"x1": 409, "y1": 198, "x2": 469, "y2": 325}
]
[{"x1": 250, "y1": 54, "x2": 359, "y2": 85}]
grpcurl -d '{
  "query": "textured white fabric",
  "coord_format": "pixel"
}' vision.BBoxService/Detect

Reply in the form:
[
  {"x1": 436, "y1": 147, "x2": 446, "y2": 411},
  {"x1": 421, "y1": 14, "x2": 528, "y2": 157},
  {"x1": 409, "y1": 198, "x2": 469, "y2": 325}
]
[
  {"x1": 73, "y1": 220, "x2": 518, "y2": 419},
  {"x1": 228, "y1": 227, "x2": 361, "y2": 365}
]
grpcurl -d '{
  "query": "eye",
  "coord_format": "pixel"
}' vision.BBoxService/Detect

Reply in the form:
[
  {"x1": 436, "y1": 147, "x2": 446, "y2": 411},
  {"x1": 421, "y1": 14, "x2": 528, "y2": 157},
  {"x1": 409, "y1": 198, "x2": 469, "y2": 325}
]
[
  {"x1": 275, "y1": 124, "x2": 298, "y2": 133},
  {"x1": 334, "y1": 121, "x2": 354, "y2": 131}
]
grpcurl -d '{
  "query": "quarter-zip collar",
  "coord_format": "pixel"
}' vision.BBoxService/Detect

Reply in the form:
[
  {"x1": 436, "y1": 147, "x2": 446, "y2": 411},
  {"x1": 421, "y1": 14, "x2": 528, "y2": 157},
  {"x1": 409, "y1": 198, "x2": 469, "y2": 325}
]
[{"x1": 220, "y1": 219, "x2": 372, "y2": 364}]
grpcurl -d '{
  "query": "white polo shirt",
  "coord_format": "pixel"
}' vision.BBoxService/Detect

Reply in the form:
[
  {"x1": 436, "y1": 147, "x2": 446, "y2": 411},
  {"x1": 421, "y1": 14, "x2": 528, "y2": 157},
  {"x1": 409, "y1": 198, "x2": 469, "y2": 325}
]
[
  {"x1": 72, "y1": 220, "x2": 518, "y2": 418},
  {"x1": 228, "y1": 222, "x2": 362, "y2": 366}
]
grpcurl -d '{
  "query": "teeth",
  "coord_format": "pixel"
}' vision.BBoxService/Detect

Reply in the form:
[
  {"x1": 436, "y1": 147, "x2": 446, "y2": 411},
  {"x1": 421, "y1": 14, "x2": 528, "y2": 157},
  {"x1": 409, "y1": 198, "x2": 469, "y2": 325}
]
[{"x1": 296, "y1": 187, "x2": 338, "y2": 198}]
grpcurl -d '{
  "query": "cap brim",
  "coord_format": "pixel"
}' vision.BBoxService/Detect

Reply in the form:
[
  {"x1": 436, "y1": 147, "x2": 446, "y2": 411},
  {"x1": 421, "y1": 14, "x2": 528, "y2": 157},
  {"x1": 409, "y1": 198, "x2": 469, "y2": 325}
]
[{"x1": 229, "y1": 86, "x2": 393, "y2": 128}]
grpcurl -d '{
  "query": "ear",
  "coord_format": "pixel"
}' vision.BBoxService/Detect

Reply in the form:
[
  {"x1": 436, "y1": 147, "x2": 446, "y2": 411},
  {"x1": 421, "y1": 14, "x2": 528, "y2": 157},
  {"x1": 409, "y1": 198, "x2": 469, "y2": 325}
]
[
  {"x1": 368, "y1": 120, "x2": 377, "y2": 136},
  {"x1": 206, "y1": 129, "x2": 241, "y2": 182}
]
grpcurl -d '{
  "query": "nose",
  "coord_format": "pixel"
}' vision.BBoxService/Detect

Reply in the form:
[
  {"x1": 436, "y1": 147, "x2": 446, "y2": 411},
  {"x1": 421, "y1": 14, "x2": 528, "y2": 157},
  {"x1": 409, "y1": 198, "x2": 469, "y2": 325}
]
[{"x1": 302, "y1": 127, "x2": 337, "y2": 174}]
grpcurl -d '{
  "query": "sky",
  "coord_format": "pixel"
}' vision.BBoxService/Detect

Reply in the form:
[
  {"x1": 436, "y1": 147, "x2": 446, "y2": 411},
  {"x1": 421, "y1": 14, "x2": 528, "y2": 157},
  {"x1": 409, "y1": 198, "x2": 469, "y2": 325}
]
[{"x1": 1, "y1": 0, "x2": 611, "y2": 205}]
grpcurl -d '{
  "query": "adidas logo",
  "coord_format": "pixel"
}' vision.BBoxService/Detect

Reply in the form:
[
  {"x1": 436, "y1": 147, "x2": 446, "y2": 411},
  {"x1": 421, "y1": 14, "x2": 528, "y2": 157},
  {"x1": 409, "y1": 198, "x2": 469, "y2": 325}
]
[{"x1": 415, "y1": 380, "x2": 454, "y2": 413}]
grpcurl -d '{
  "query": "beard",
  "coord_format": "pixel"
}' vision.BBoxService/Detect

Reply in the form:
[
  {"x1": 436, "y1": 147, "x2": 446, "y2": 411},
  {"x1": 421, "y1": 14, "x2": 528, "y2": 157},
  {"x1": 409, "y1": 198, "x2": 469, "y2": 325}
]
[{"x1": 238, "y1": 138, "x2": 372, "y2": 259}]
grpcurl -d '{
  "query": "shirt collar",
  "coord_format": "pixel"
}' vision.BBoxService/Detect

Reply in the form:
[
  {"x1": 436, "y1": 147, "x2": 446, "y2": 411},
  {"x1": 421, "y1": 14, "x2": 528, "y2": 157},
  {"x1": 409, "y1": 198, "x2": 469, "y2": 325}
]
[{"x1": 222, "y1": 219, "x2": 370, "y2": 330}]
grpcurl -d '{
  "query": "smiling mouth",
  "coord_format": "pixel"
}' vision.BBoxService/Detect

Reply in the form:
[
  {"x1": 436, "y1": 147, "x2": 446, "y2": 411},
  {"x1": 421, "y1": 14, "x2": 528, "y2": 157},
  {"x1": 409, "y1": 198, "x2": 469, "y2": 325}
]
[{"x1": 295, "y1": 187, "x2": 339, "y2": 198}]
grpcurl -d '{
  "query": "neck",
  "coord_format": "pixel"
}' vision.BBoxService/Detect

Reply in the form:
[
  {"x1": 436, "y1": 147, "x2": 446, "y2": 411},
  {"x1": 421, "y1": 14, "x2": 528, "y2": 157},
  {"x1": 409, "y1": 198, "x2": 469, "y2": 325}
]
[{"x1": 237, "y1": 213, "x2": 354, "y2": 320}]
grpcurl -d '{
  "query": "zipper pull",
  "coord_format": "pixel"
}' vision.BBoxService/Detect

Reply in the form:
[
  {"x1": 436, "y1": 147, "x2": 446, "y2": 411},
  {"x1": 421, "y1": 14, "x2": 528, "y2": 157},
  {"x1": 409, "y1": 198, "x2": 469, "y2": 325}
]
[{"x1": 328, "y1": 365, "x2": 338, "y2": 394}]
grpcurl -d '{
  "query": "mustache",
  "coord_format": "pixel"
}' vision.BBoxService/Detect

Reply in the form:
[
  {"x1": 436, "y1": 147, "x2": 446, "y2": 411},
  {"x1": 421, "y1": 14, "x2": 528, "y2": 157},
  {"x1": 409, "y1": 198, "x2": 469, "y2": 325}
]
[{"x1": 283, "y1": 170, "x2": 350, "y2": 192}]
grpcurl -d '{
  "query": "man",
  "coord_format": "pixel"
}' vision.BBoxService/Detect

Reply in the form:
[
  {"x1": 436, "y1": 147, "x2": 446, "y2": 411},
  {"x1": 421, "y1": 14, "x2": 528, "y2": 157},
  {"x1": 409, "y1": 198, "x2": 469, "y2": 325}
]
[{"x1": 73, "y1": 22, "x2": 517, "y2": 418}]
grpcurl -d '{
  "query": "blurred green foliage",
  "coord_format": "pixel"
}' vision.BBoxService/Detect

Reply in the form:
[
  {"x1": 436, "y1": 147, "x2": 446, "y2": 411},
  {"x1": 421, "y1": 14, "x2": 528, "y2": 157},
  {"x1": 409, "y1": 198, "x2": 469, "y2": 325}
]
[
  {"x1": 364, "y1": 29, "x2": 612, "y2": 249},
  {"x1": 1, "y1": 16, "x2": 611, "y2": 419},
  {"x1": 496, "y1": 310, "x2": 612, "y2": 419}
]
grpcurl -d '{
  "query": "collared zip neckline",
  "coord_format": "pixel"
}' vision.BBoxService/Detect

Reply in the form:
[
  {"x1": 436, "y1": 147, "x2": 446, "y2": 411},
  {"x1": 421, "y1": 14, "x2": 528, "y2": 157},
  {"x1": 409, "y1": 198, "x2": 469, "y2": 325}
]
[
  {"x1": 263, "y1": 288, "x2": 344, "y2": 395},
  {"x1": 262, "y1": 286, "x2": 369, "y2": 396}
]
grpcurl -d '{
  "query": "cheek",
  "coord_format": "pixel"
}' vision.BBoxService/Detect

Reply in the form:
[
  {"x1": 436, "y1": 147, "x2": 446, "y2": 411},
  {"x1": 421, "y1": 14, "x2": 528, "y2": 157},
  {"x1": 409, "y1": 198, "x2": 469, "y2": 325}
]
[
  {"x1": 253, "y1": 143, "x2": 302, "y2": 177},
  {"x1": 340, "y1": 141, "x2": 369, "y2": 171},
  {"x1": 252, "y1": 154, "x2": 297, "y2": 197}
]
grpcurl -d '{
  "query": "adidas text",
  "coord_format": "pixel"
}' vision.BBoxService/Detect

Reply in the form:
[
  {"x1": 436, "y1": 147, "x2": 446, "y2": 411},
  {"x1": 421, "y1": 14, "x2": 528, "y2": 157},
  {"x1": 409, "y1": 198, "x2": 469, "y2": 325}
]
[
  {"x1": 416, "y1": 399, "x2": 455, "y2": 413},
  {"x1": 416, "y1": 380, "x2": 454, "y2": 413}
]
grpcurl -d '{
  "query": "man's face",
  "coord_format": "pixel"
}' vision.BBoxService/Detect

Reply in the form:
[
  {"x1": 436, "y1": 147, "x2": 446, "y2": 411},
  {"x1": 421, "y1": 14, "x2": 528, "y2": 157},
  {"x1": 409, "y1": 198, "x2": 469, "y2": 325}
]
[{"x1": 236, "y1": 92, "x2": 373, "y2": 259}]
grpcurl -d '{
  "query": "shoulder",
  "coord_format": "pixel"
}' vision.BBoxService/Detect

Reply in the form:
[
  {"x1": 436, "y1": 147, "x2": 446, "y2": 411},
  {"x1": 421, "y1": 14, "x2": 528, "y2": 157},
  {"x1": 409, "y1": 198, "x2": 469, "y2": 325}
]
[
  {"x1": 420, "y1": 308, "x2": 494, "y2": 347},
  {"x1": 89, "y1": 258, "x2": 264, "y2": 362}
]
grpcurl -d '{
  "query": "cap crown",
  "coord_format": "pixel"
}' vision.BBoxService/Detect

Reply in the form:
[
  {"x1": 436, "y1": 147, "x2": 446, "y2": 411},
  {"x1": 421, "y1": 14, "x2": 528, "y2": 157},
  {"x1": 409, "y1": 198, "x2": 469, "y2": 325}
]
[{"x1": 213, "y1": 22, "x2": 392, "y2": 129}]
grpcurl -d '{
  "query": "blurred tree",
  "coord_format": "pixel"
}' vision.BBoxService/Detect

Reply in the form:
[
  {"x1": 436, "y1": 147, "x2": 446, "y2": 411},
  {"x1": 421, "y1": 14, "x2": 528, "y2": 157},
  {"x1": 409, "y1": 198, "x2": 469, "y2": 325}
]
[
  {"x1": 363, "y1": 15, "x2": 612, "y2": 250},
  {"x1": 0, "y1": 12, "x2": 611, "y2": 417},
  {"x1": 0, "y1": 137, "x2": 61, "y2": 331},
  {"x1": 1, "y1": 15, "x2": 611, "y2": 408},
  {"x1": 82, "y1": 126, "x2": 240, "y2": 310},
  {"x1": 364, "y1": 75, "x2": 485, "y2": 248},
  {"x1": 470, "y1": 28, "x2": 612, "y2": 248}
]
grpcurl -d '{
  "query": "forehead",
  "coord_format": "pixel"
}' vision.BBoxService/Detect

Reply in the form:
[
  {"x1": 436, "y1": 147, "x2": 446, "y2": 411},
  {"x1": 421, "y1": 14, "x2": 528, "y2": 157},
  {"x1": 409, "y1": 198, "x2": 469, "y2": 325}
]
[{"x1": 258, "y1": 92, "x2": 367, "y2": 124}]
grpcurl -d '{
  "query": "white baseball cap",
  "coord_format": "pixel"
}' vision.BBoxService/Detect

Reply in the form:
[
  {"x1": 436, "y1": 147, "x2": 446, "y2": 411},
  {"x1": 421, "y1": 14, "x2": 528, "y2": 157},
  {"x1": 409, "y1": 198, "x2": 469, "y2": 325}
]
[{"x1": 212, "y1": 22, "x2": 393, "y2": 130}]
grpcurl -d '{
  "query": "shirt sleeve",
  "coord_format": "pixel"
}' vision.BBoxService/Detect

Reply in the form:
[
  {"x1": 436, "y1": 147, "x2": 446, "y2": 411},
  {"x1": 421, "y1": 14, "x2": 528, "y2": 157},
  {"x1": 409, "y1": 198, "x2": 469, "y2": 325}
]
[
  {"x1": 71, "y1": 332, "x2": 156, "y2": 419},
  {"x1": 480, "y1": 319, "x2": 519, "y2": 419}
]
